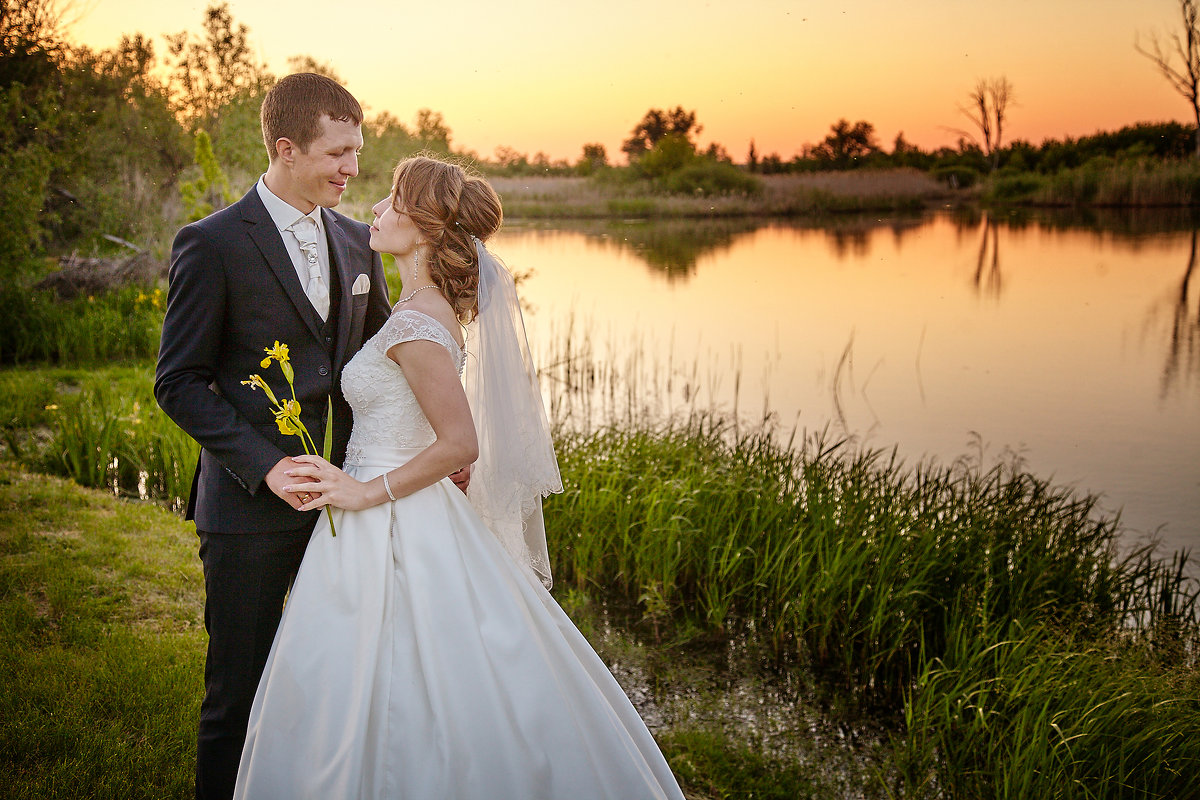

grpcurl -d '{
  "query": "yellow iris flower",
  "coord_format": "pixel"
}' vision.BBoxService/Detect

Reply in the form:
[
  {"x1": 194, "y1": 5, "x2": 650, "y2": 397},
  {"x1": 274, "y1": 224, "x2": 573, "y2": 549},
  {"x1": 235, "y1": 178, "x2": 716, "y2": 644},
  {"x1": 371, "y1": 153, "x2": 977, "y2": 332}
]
[
  {"x1": 273, "y1": 399, "x2": 302, "y2": 436},
  {"x1": 263, "y1": 341, "x2": 290, "y2": 364},
  {"x1": 240, "y1": 374, "x2": 280, "y2": 406},
  {"x1": 244, "y1": 339, "x2": 337, "y2": 535}
]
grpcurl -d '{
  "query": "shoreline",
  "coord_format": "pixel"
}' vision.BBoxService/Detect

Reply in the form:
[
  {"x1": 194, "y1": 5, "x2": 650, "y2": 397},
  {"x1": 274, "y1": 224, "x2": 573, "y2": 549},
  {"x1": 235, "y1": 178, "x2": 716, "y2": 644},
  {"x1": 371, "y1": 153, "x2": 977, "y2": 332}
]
[{"x1": 343, "y1": 169, "x2": 1200, "y2": 223}]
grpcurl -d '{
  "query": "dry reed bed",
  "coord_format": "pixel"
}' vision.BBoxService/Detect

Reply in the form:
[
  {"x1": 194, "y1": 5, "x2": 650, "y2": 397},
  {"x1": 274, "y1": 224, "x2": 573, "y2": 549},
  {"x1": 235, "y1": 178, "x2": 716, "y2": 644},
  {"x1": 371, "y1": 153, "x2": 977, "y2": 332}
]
[{"x1": 486, "y1": 171, "x2": 954, "y2": 218}]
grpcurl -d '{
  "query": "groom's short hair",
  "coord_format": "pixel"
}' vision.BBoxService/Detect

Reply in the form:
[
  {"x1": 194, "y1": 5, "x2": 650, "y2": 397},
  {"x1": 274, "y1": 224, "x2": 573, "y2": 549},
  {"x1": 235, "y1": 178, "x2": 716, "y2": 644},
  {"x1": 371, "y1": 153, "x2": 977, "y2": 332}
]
[{"x1": 261, "y1": 73, "x2": 364, "y2": 161}]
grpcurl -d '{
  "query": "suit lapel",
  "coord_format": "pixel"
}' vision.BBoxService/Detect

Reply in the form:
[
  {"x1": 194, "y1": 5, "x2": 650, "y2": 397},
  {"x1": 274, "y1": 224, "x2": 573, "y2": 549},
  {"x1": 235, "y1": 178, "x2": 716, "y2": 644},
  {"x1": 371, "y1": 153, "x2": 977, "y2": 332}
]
[
  {"x1": 241, "y1": 191, "x2": 325, "y2": 344},
  {"x1": 323, "y1": 208, "x2": 359, "y2": 374}
]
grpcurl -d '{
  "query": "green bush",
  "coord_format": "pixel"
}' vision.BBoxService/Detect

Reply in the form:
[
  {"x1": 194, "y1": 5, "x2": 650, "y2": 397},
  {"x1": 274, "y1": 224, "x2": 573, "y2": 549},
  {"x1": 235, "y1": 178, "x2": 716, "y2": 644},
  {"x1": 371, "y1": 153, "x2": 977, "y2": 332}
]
[
  {"x1": 620, "y1": 134, "x2": 761, "y2": 196},
  {"x1": 663, "y1": 161, "x2": 761, "y2": 196},
  {"x1": 634, "y1": 134, "x2": 697, "y2": 180},
  {"x1": 0, "y1": 84, "x2": 58, "y2": 281},
  {"x1": 984, "y1": 173, "x2": 1046, "y2": 202},
  {"x1": 179, "y1": 129, "x2": 235, "y2": 222},
  {"x1": 40, "y1": 43, "x2": 189, "y2": 253},
  {"x1": 929, "y1": 164, "x2": 981, "y2": 189}
]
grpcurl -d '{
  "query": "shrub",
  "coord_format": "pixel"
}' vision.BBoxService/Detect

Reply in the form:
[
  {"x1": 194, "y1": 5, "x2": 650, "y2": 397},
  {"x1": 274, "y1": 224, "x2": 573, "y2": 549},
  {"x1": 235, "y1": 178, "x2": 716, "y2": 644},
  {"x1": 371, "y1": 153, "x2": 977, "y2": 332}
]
[
  {"x1": 984, "y1": 173, "x2": 1046, "y2": 202},
  {"x1": 179, "y1": 129, "x2": 235, "y2": 221},
  {"x1": 663, "y1": 161, "x2": 761, "y2": 196},
  {"x1": 634, "y1": 134, "x2": 697, "y2": 180},
  {"x1": 930, "y1": 165, "x2": 981, "y2": 189},
  {"x1": 0, "y1": 85, "x2": 58, "y2": 282}
]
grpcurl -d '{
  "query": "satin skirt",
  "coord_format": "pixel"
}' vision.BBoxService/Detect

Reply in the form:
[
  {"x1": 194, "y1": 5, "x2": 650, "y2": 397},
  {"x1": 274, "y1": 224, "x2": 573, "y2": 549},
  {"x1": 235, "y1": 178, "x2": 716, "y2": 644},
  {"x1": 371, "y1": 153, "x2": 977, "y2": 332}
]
[{"x1": 234, "y1": 446, "x2": 684, "y2": 799}]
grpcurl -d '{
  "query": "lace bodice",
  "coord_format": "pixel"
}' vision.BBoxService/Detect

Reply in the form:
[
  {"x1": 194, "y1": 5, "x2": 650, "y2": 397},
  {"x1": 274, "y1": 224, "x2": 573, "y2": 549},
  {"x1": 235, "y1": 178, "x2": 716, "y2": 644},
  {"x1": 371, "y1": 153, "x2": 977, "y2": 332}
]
[{"x1": 342, "y1": 309, "x2": 465, "y2": 464}]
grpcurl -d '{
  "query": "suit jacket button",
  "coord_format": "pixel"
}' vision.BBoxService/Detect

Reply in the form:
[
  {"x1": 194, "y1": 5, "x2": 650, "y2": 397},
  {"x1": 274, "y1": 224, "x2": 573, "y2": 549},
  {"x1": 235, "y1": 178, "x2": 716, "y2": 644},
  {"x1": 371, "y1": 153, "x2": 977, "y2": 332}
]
[
  {"x1": 318, "y1": 366, "x2": 329, "y2": 376},
  {"x1": 325, "y1": 336, "x2": 332, "y2": 344}
]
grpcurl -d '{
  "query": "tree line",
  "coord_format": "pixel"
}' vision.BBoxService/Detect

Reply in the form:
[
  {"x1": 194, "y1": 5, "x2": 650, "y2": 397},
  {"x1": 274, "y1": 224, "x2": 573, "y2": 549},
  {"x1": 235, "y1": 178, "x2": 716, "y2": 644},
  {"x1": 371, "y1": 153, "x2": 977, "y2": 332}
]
[{"x1": 3, "y1": 0, "x2": 1198, "y2": 282}]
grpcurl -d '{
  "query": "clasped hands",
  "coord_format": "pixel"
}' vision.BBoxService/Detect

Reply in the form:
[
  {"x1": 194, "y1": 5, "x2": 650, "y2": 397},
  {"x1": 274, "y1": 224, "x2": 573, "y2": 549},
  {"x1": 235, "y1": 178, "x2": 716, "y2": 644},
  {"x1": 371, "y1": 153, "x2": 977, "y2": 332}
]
[{"x1": 267, "y1": 455, "x2": 471, "y2": 511}]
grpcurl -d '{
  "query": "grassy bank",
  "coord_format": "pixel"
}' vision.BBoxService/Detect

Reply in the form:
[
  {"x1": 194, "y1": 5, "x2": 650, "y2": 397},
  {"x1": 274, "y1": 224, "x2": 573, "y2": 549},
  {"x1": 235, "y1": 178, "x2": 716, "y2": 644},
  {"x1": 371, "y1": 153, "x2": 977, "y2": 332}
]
[
  {"x1": 0, "y1": 464, "x2": 204, "y2": 797},
  {"x1": 0, "y1": 366, "x2": 197, "y2": 508},
  {"x1": 547, "y1": 417, "x2": 1200, "y2": 797},
  {"x1": 0, "y1": 461, "x2": 883, "y2": 798},
  {"x1": 356, "y1": 162, "x2": 1200, "y2": 223},
  {"x1": 4, "y1": 362, "x2": 1199, "y2": 797}
]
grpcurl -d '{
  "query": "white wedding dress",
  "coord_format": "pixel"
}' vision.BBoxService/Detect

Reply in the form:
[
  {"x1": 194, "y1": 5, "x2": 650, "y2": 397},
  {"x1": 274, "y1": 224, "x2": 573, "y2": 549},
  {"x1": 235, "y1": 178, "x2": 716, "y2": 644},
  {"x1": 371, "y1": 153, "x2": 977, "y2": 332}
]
[{"x1": 234, "y1": 309, "x2": 685, "y2": 799}]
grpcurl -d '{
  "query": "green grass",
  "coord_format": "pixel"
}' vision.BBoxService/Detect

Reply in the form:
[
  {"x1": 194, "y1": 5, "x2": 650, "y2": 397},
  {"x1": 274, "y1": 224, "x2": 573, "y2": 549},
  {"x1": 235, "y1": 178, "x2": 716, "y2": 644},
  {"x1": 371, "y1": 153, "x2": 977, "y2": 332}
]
[
  {"x1": 0, "y1": 366, "x2": 198, "y2": 506},
  {"x1": 543, "y1": 415, "x2": 1200, "y2": 797},
  {"x1": 899, "y1": 620, "x2": 1200, "y2": 798},
  {"x1": 660, "y1": 728, "x2": 828, "y2": 800},
  {"x1": 0, "y1": 460, "x2": 869, "y2": 799},
  {"x1": 3, "y1": 360, "x2": 1199, "y2": 798},
  {"x1": 0, "y1": 285, "x2": 165, "y2": 367},
  {"x1": 0, "y1": 463, "x2": 204, "y2": 798},
  {"x1": 547, "y1": 418, "x2": 1198, "y2": 696}
]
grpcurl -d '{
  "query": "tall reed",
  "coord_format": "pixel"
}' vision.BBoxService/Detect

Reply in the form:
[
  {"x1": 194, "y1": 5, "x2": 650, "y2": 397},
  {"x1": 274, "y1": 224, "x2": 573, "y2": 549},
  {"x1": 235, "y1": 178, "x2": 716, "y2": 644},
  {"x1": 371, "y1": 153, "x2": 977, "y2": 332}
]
[
  {"x1": 50, "y1": 385, "x2": 196, "y2": 507},
  {"x1": 2, "y1": 367, "x2": 198, "y2": 507},
  {"x1": 546, "y1": 415, "x2": 1198, "y2": 703},
  {"x1": 899, "y1": 619, "x2": 1200, "y2": 798},
  {"x1": 0, "y1": 286, "x2": 164, "y2": 366}
]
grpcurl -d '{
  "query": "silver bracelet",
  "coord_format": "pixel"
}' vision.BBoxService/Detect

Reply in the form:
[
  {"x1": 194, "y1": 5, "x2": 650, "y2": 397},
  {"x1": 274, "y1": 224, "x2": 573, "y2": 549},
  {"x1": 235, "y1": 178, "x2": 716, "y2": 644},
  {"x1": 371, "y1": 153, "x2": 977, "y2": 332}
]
[{"x1": 383, "y1": 471, "x2": 396, "y2": 502}]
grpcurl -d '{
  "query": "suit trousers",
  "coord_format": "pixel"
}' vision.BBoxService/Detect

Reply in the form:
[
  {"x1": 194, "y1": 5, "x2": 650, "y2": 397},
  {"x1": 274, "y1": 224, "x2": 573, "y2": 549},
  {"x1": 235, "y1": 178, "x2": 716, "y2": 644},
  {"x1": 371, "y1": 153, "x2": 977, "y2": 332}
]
[{"x1": 195, "y1": 528, "x2": 313, "y2": 800}]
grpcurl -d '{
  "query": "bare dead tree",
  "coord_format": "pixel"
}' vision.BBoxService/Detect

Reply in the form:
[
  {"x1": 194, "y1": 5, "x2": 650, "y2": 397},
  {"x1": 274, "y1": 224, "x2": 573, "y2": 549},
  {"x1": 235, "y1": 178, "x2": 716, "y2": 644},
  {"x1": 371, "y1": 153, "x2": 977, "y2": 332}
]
[
  {"x1": 1136, "y1": 0, "x2": 1200, "y2": 156},
  {"x1": 950, "y1": 77, "x2": 1013, "y2": 171}
]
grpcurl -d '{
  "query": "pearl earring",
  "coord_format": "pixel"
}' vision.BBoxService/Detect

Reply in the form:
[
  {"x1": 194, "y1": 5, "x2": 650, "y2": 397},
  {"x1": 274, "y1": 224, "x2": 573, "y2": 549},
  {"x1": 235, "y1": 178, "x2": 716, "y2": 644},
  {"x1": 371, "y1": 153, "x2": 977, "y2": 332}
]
[{"x1": 411, "y1": 250, "x2": 420, "y2": 283}]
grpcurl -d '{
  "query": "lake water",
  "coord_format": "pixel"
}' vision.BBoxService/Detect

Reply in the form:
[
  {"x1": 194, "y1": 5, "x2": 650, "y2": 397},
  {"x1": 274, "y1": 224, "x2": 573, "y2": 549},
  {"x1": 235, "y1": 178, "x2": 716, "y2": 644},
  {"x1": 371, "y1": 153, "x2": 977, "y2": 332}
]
[{"x1": 491, "y1": 209, "x2": 1200, "y2": 557}]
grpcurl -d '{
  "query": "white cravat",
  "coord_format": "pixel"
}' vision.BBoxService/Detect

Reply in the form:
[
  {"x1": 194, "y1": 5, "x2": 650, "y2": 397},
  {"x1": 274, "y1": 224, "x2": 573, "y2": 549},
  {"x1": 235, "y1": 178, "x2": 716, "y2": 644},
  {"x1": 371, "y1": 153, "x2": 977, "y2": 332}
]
[{"x1": 288, "y1": 216, "x2": 329, "y2": 320}]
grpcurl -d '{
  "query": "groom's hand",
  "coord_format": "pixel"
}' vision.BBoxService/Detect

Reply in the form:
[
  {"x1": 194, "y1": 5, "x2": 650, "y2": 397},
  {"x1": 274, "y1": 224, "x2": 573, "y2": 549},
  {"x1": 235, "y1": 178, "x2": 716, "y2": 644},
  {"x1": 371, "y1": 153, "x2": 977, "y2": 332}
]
[
  {"x1": 450, "y1": 464, "x2": 472, "y2": 494},
  {"x1": 266, "y1": 457, "x2": 320, "y2": 509}
]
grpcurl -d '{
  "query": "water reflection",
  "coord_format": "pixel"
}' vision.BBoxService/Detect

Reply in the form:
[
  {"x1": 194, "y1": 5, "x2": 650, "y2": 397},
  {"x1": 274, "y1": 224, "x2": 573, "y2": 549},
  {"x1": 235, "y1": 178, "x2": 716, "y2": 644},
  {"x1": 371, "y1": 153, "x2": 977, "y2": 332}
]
[
  {"x1": 517, "y1": 215, "x2": 940, "y2": 278},
  {"x1": 513, "y1": 218, "x2": 761, "y2": 279},
  {"x1": 610, "y1": 218, "x2": 757, "y2": 277},
  {"x1": 1159, "y1": 229, "x2": 1200, "y2": 396},
  {"x1": 532, "y1": 208, "x2": 1200, "y2": 281},
  {"x1": 987, "y1": 205, "x2": 1200, "y2": 236},
  {"x1": 973, "y1": 213, "x2": 1002, "y2": 296},
  {"x1": 497, "y1": 210, "x2": 1200, "y2": 554}
]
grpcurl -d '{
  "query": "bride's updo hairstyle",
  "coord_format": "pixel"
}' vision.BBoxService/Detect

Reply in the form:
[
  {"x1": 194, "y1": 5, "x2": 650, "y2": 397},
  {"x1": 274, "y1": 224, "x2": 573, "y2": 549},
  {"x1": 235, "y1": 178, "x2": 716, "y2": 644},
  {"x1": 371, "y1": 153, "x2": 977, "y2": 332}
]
[{"x1": 391, "y1": 155, "x2": 503, "y2": 323}]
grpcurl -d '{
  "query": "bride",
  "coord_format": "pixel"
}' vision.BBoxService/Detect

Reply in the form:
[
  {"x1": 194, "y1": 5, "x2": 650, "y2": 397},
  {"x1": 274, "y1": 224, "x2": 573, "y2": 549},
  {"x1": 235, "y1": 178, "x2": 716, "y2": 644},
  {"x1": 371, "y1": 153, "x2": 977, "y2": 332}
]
[{"x1": 233, "y1": 156, "x2": 686, "y2": 799}]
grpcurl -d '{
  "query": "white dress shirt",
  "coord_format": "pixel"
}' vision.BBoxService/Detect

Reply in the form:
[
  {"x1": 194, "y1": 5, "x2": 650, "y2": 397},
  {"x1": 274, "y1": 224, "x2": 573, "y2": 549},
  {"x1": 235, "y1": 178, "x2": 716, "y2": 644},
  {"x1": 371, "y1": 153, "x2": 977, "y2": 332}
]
[{"x1": 256, "y1": 177, "x2": 332, "y2": 312}]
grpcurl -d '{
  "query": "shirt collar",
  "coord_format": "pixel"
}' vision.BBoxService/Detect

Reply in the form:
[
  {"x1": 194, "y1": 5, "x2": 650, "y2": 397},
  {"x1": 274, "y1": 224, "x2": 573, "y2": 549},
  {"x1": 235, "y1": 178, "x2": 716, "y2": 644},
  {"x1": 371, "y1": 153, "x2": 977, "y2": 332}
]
[{"x1": 256, "y1": 176, "x2": 324, "y2": 236}]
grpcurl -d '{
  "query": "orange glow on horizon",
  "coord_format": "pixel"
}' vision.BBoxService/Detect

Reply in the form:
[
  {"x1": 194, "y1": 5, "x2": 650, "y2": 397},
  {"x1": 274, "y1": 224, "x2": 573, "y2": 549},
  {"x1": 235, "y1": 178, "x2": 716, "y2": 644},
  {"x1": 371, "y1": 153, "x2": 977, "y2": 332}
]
[{"x1": 68, "y1": 0, "x2": 1187, "y2": 163}]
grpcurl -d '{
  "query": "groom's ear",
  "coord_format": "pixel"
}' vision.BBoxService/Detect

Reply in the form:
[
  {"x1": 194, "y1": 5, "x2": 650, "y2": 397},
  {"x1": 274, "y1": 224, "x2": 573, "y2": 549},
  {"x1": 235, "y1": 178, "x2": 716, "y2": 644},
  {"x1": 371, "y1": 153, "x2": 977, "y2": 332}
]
[{"x1": 275, "y1": 137, "x2": 297, "y2": 165}]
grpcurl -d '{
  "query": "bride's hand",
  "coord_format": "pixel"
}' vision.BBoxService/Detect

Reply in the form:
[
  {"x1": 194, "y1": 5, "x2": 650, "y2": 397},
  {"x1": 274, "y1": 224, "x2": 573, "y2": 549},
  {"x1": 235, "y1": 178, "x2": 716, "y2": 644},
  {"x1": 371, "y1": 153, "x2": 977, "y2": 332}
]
[{"x1": 285, "y1": 455, "x2": 372, "y2": 512}]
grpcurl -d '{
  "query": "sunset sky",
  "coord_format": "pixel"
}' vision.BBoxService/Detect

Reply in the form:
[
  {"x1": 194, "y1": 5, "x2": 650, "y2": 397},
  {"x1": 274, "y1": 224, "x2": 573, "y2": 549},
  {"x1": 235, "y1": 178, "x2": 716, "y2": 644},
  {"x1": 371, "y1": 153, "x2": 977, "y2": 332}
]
[{"x1": 69, "y1": 0, "x2": 1187, "y2": 163}]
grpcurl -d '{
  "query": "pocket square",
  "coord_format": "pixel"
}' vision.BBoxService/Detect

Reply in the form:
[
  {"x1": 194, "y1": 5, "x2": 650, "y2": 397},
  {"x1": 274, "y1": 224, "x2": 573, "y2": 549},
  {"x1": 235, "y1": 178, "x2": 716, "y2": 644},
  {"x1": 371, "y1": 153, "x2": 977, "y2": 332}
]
[{"x1": 352, "y1": 274, "x2": 371, "y2": 295}]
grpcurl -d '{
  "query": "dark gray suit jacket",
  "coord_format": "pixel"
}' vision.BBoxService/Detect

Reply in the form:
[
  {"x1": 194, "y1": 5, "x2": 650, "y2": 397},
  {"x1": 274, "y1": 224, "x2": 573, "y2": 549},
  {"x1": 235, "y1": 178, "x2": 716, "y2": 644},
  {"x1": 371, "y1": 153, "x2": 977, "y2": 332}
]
[{"x1": 155, "y1": 187, "x2": 390, "y2": 533}]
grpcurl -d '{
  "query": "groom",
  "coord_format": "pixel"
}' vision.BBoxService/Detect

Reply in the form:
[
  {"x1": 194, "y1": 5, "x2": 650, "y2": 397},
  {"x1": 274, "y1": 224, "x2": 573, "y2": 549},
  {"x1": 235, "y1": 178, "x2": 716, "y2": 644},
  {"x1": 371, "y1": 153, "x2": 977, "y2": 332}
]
[{"x1": 155, "y1": 74, "x2": 390, "y2": 799}]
